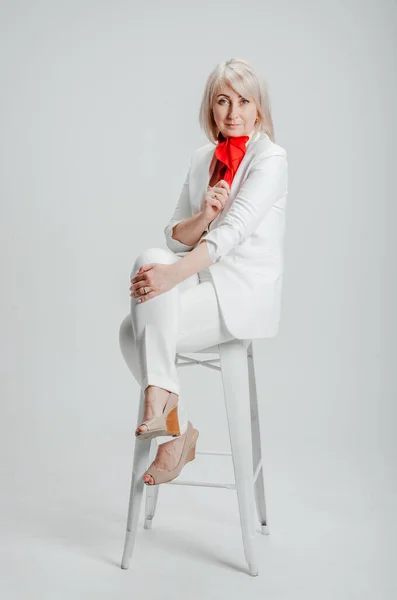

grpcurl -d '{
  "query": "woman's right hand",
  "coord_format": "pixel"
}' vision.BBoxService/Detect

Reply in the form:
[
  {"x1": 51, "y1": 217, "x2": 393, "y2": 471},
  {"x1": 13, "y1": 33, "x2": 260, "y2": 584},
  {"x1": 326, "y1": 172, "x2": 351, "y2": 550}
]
[{"x1": 201, "y1": 180, "x2": 230, "y2": 224}]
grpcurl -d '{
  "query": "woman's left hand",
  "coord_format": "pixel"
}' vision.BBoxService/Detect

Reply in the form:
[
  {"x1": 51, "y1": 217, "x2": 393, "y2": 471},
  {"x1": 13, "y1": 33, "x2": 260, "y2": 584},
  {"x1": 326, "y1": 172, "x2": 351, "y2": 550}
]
[{"x1": 130, "y1": 263, "x2": 177, "y2": 303}]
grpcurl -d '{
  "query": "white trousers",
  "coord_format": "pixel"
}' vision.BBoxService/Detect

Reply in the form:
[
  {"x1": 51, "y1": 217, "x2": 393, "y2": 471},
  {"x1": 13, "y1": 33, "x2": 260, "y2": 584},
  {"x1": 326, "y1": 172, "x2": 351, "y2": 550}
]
[{"x1": 119, "y1": 247, "x2": 236, "y2": 443}]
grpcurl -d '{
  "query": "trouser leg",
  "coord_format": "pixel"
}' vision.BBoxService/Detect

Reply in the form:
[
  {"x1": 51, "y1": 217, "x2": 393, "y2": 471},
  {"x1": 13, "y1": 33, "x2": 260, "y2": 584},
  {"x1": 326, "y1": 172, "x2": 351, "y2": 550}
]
[
  {"x1": 119, "y1": 246, "x2": 236, "y2": 443},
  {"x1": 126, "y1": 246, "x2": 202, "y2": 398},
  {"x1": 119, "y1": 247, "x2": 197, "y2": 438},
  {"x1": 128, "y1": 247, "x2": 196, "y2": 397}
]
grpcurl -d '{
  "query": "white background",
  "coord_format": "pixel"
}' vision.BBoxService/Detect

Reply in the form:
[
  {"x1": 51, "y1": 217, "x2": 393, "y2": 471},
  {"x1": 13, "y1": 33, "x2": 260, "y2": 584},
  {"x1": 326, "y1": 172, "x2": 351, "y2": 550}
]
[{"x1": 0, "y1": 0, "x2": 396, "y2": 598}]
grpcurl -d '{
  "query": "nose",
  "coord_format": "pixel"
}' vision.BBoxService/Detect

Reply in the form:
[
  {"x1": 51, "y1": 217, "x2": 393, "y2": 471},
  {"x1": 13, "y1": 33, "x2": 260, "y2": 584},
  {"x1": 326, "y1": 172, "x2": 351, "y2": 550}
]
[{"x1": 228, "y1": 103, "x2": 240, "y2": 120}]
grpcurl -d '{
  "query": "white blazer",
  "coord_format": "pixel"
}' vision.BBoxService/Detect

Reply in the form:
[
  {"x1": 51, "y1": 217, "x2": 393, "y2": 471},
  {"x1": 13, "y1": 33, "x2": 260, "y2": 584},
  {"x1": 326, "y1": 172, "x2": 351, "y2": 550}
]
[{"x1": 164, "y1": 131, "x2": 288, "y2": 340}]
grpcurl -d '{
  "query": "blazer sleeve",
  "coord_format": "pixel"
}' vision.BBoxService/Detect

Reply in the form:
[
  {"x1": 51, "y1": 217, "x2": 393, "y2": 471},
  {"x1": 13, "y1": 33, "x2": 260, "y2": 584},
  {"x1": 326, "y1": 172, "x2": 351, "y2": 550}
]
[
  {"x1": 164, "y1": 156, "x2": 196, "y2": 253},
  {"x1": 201, "y1": 151, "x2": 288, "y2": 263}
]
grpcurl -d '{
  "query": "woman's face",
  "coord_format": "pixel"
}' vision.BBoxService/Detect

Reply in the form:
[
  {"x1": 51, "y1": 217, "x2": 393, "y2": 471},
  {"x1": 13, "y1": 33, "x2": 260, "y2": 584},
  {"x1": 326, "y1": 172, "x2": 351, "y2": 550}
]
[{"x1": 212, "y1": 84, "x2": 258, "y2": 138}]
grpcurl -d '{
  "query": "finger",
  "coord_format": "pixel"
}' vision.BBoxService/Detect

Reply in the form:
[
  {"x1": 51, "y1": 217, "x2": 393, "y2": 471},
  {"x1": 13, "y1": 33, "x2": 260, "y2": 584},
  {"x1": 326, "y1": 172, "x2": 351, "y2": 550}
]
[
  {"x1": 133, "y1": 263, "x2": 155, "y2": 277},
  {"x1": 137, "y1": 291, "x2": 156, "y2": 303},
  {"x1": 130, "y1": 283, "x2": 151, "y2": 297},
  {"x1": 129, "y1": 279, "x2": 145, "y2": 293},
  {"x1": 213, "y1": 187, "x2": 228, "y2": 202},
  {"x1": 214, "y1": 180, "x2": 230, "y2": 195},
  {"x1": 208, "y1": 196, "x2": 220, "y2": 210},
  {"x1": 130, "y1": 274, "x2": 146, "y2": 284},
  {"x1": 131, "y1": 268, "x2": 153, "y2": 283},
  {"x1": 218, "y1": 179, "x2": 230, "y2": 193},
  {"x1": 212, "y1": 192, "x2": 225, "y2": 208},
  {"x1": 209, "y1": 198, "x2": 223, "y2": 210}
]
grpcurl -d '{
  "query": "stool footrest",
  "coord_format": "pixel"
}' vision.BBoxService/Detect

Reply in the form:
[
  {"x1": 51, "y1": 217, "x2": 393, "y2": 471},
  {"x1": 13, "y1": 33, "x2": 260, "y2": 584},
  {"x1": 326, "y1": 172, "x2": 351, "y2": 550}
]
[
  {"x1": 177, "y1": 362, "x2": 221, "y2": 372},
  {"x1": 164, "y1": 479, "x2": 236, "y2": 490}
]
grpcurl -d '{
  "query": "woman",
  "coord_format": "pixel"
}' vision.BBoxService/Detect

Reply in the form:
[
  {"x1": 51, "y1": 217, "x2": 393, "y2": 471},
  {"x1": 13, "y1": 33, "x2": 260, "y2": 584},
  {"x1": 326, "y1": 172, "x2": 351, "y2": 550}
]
[{"x1": 119, "y1": 57, "x2": 288, "y2": 486}]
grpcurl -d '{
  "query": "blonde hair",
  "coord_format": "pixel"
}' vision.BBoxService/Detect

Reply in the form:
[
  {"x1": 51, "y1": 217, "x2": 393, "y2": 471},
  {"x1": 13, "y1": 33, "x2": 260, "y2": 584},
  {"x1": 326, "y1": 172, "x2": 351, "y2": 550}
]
[{"x1": 199, "y1": 57, "x2": 275, "y2": 144}]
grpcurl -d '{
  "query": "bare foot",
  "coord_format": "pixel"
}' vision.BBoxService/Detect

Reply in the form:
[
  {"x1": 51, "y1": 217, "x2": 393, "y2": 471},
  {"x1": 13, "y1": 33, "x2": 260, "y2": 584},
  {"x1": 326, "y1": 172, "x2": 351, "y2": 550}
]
[
  {"x1": 143, "y1": 431, "x2": 187, "y2": 485},
  {"x1": 135, "y1": 385, "x2": 174, "y2": 435}
]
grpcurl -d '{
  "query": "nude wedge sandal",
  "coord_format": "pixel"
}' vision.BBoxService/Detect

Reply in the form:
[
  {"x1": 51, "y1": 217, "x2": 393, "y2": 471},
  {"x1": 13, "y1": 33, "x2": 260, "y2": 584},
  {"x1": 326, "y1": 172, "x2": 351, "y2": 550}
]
[
  {"x1": 142, "y1": 421, "x2": 199, "y2": 486},
  {"x1": 135, "y1": 390, "x2": 181, "y2": 440}
]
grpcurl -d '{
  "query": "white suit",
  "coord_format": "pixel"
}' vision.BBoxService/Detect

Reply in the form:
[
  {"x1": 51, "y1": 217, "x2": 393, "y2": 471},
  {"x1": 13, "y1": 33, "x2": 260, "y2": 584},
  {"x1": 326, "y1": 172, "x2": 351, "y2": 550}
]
[
  {"x1": 119, "y1": 131, "x2": 288, "y2": 441},
  {"x1": 164, "y1": 131, "x2": 288, "y2": 339}
]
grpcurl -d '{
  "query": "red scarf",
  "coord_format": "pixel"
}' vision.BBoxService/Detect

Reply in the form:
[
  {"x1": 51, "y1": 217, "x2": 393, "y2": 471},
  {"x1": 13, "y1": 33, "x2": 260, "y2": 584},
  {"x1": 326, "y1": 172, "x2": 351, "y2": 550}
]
[{"x1": 214, "y1": 131, "x2": 250, "y2": 187}]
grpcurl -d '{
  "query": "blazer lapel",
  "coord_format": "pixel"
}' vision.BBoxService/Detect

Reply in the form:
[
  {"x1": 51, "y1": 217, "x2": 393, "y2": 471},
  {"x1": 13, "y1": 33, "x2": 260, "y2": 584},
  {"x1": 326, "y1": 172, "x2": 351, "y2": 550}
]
[
  {"x1": 190, "y1": 132, "x2": 265, "y2": 229},
  {"x1": 206, "y1": 131, "x2": 263, "y2": 230}
]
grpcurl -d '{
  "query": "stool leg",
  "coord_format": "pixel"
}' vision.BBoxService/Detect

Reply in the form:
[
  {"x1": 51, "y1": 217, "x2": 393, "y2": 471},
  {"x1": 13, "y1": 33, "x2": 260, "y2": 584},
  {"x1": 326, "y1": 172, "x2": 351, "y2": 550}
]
[
  {"x1": 219, "y1": 340, "x2": 258, "y2": 577},
  {"x1": 144, "y1": 439, "x2": 160, "y2": 529},
  {"x1": 121, "y1": 390, "x2": 151, "y2": 570},
  {"x1": 248, "y1": 343, "x2": 270, "y2": 535}
]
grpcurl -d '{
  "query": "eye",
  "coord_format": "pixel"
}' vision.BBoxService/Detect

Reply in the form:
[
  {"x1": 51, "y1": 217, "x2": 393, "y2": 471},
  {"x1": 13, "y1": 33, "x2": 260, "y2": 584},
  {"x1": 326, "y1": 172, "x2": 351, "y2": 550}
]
[{"x1": 217, "y1": 97, "x2": 250, "y2": 105}]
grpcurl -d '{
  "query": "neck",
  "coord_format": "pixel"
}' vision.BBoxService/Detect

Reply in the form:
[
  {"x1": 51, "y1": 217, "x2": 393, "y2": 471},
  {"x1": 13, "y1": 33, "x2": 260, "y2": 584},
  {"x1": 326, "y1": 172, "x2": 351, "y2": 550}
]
[
  {"x1": 218, "y1": 128, "x2": 257, "y2": 143},
  {"x1": 246, "y1": 129, "x2": 256, "y2": 145}
]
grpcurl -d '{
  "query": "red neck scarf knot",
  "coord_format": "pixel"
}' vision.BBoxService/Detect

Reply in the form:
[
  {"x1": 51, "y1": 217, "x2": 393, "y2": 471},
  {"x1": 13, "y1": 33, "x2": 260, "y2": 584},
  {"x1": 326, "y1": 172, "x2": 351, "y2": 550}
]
[{"x1": 214, "y1": 131, "x2": 250, "y2": 187}]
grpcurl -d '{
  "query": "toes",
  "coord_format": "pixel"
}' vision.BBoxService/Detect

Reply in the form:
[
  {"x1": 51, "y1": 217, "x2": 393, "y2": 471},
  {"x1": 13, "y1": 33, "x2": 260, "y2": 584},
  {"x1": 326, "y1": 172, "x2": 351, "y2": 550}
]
[
  {"x1": 143, "y1": 474, "x2": 153, "y2": 485},
  {"x1": 136, "y1": 424, "x2": 148, "y2": 434}
]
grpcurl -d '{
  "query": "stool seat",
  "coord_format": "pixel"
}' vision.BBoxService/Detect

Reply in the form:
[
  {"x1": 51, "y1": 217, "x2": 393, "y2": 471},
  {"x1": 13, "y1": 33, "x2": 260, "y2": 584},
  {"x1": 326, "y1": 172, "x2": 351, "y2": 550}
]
[
  {"x1": 120, "y1": 338, "x2": 269, "y2": 577},
  {"x1": 178, "y1": 339, "x2": 251, "y2": 354}
]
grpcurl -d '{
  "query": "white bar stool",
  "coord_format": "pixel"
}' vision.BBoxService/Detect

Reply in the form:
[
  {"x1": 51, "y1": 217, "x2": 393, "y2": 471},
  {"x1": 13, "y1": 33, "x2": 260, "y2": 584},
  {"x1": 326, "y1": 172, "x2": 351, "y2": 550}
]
[{"x1": 120, "y1": 338, "x2": 269, "y2": 577}]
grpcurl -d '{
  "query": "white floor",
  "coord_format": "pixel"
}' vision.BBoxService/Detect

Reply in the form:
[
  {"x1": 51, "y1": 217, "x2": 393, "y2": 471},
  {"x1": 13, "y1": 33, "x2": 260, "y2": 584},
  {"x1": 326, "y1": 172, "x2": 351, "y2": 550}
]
[{"x1": 2, "y1": 423, "x2": 396, "y2": 600}]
